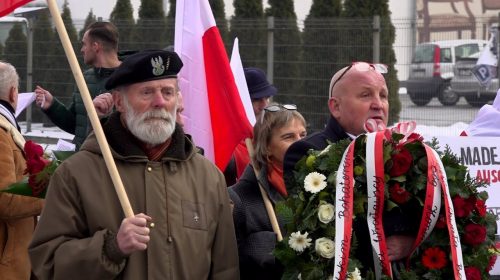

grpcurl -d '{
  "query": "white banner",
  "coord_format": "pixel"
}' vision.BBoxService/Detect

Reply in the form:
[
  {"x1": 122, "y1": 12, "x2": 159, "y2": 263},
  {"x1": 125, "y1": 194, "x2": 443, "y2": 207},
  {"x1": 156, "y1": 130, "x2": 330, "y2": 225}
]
[{"x1": 430, "y1": 136, "x2": 500, "y2": 228}]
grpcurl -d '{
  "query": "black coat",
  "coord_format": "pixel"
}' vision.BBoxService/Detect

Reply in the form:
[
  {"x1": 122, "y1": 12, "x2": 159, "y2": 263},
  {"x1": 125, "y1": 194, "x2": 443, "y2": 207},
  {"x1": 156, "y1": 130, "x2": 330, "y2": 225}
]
[
  {"x1": 228, "y1": 165, "x2": 284, "y2": 280},
  {"x1": 283, "y1": 116, "x2": 349, "y2": 183}
]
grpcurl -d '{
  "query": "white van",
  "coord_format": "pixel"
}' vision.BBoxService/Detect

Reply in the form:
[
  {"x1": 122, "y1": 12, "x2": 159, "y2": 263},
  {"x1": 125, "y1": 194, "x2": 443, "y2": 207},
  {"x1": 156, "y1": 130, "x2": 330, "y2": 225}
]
[{"x1": 406, "y1": 39, "x2": 488, "y2": 106}]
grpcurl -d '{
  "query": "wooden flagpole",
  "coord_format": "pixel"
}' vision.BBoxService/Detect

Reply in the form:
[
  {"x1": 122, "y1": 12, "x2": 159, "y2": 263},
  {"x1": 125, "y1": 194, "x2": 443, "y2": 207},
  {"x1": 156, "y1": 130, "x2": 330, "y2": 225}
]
[
  {"x1": 46, "y1": 0, "x2": 134, "y2": 218},
  {"x1": 245, "y1": 138, "x2": 283, "y2": 241}
]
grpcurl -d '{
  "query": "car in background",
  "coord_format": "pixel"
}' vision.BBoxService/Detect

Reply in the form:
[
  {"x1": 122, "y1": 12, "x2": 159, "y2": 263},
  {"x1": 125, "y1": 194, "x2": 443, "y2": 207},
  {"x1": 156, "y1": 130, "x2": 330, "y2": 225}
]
[
  {"x1": 406, "y1": 39, "x2": 488, "y2": 106},
  {"x1": 450, "y1": 52, "x2": 498, "y2": 107}
]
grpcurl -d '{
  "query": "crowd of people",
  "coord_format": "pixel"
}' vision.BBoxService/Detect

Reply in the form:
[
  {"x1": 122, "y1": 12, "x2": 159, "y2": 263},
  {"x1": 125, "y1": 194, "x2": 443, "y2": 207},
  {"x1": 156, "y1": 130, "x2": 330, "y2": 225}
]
[{"x1": 3, "y1": 20, "x2": 495, "y2": 280}]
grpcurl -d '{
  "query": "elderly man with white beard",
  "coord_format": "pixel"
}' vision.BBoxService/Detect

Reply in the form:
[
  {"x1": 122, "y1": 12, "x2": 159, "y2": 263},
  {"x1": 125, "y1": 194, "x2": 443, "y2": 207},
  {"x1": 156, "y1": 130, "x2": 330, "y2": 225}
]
[{"x1": 28, "y1": 50, "x2": 239, "y2": 280}]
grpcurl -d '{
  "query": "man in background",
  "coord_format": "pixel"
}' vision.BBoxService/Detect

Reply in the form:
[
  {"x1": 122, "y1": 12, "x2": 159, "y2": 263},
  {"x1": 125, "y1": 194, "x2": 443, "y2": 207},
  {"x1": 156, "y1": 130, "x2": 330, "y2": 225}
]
[{"x1": 35, "y1": 21, "x2": 123, "y2": 150}]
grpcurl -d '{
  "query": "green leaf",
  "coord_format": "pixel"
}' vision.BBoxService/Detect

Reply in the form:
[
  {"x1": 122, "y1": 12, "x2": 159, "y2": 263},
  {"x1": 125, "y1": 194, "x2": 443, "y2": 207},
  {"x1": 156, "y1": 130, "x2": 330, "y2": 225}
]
[
  {"x1": 52, "y1": 150, "x2": 76, "y2": 161},
  {"x1": 1, "y1": 177, "x2": 33, "y2": 196}
]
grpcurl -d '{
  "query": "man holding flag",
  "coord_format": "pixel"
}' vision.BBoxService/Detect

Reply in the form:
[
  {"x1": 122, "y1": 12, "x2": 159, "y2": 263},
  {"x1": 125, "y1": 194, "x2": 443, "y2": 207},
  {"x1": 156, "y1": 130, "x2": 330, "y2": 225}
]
[{"x1": 29, "y1": 50, "x2": 239, "y2": 279}]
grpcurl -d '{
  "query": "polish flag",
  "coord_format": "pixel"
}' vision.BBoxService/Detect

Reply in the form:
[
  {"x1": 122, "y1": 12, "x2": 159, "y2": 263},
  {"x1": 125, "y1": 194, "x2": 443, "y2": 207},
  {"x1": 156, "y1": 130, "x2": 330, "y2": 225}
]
[
  {"x1": 0, "y1": 0, "x2": 33, "y2": 17},
  {"x1": 175, "y1": 0, "x2": 253, "y2": 170}
]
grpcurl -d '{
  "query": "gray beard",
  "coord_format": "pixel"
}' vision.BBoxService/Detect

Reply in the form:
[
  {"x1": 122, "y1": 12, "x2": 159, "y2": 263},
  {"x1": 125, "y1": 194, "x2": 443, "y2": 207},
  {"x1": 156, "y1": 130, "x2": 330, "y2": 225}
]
[{"x1": 123, "y1": 97, "x2": 177, "y2": 145}]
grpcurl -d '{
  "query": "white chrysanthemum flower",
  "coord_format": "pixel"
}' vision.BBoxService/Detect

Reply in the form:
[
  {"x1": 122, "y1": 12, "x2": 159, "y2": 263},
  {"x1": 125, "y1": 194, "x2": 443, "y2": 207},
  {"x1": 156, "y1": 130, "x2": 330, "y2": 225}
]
[
  {"x1": 347, "y1": 268, "x2": 361, "y2": 280},
  {"x1": 288, "y1": 231, "x2": 312, "y2": 252},
  {"x1": 318, "y1": 144, "x2": 332, "y2": 156},
  {"x1": 315, "y1": 237, "x2": 335, "y2": 259},
  {"x1": 304, "y1": 172, "x2": 327, "y2": 193},
  {"x1": 318, "y1": 202, "x2": 335, "y2": 224}
]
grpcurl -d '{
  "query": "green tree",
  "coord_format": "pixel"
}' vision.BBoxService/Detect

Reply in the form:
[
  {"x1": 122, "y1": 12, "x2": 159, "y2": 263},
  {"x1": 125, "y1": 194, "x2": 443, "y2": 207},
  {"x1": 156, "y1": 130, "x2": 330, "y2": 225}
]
[
  {"x1": 32, "y1": 10, "x2": 55, "y2": 123},
  {"x1": 47, "y1": 0, "x2": 78, "y2": 106},
  {"x1": 165, "y1": 0, "x2": 176, "y2": 46},
  {"x1": 110, "y1": 0, "x2": 135, "y2": 50},
  {"x1": 229, "y1": 0, "x2": 266, "y2": 69},
  {"x1": 301, "y1": 0, "x2": 342, "y2": 131},
  {"x1": 132, "y1": 0, "x2": 167, "y2": 50},
  {"x1": 3, "y1": 23, "x2": 27, "y2": 92},
  {"x1": 265, "y1": 0, "x2": 302, "y2": 104},
  {"x1": 79, "y1": 9, "x2": 97, "y2": 41},
  {"x1": 342, "y1": 0, "x2": 401, "y2": 125}
]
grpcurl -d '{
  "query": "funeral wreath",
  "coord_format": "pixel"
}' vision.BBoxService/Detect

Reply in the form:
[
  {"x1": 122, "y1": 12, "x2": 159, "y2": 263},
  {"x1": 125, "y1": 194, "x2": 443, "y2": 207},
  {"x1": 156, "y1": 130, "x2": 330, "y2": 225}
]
[{"x1": 274, "y1": 122, "x2": 497, "y2": 280}]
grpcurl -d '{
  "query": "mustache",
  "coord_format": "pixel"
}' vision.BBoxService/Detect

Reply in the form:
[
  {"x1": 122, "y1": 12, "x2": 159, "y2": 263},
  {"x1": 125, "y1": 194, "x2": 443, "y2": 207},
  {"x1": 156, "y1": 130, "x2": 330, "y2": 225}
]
[{"x1": 141, "y1": 109, "x2": 173, "y2": 121}]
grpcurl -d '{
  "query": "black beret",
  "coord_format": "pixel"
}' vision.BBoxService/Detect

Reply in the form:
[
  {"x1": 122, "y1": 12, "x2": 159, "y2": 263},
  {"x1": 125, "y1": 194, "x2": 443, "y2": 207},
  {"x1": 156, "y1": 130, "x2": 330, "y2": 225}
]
[{"x1": 105, "y1": 50, "x2": 183, "y2": 90}]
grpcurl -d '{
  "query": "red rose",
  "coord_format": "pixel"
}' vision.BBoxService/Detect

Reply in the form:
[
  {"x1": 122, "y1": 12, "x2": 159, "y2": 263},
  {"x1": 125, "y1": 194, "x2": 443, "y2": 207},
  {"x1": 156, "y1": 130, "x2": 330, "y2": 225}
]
[
  {"x1": 452, "y1": 196, "x2": 475, "y2": 218},
  {"x1": 464, "y1": 266, "x2": 481, "y2": 280},
  {"x1": 389, "y1": 148, "x2": 413, "y2": 177},
  {"x1": 463, "y1": 223, "x2": 487, "y2": 246},
  {"x1": 475, "y1": 199, "x2": 487, "y2": 217},
  {"x1": 25, "y1": 156, "x2": 50, "y2": 175},
  {"x1": 24, "y1": 140, "x2": 44, "y2": 159},
  {"x1": 389, "y1": 183, "x2": 410, "y2": 204},
  {"x1": 421, "y1": 247, "x2": 447, "y2": 269}
]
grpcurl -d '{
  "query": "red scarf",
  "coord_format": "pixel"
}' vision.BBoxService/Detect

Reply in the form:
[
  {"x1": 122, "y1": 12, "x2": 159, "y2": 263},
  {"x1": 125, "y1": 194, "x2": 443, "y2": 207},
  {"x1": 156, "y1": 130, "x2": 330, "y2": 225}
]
[
  {"x1": 267, "y1": 161, "x2": 287, "y2": 197},
  {"x1": 140, "y1": 138, "x2": 172, "y2": 161}
]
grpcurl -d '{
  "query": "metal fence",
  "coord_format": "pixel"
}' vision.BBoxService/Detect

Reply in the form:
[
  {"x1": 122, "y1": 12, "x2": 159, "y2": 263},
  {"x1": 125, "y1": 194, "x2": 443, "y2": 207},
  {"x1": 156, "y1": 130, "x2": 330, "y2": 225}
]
[{"x1": 1, "y1": 15, "x2": 499, "y2": 133}]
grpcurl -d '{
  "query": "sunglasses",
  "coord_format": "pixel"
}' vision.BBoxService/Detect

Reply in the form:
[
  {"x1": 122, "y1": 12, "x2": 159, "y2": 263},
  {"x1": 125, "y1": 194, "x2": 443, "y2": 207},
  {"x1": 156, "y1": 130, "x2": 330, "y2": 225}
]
[
  {"x1": 264, "y1": 104, "x2": 297, "y2": 112},
  {"x1": 329, "y1": 62, "x2": 388, "y2": 98},
  {"x1": 260, "y1": 104, "x2": 297, "y2": 123}
]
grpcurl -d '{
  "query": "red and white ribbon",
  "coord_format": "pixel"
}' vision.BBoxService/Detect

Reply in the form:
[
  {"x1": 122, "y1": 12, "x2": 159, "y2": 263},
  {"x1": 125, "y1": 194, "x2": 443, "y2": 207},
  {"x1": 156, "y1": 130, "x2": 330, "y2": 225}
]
[
  {"x1": 405, "y1": 143, "x2": 442, "y2": 269},
  {"x1": 333, "y1": 141, "x2": 356, "y2": 280},
  {"x1": 366, "y1": 132, "x2": 392, "y2": 278},
  {"x1": 427, "y1": 146, "x2": 466, "y2": 279}
]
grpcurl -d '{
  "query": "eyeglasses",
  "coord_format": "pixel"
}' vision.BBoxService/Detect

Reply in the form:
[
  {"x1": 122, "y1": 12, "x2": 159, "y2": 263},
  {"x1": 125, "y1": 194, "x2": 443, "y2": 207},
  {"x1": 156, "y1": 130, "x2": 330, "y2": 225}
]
[
  {"x1": 260, "y1": 104, "x2": 297, "y2": 123},
  {"x1": 329, "y1": 62, "x2": 388, "y2": 98}
]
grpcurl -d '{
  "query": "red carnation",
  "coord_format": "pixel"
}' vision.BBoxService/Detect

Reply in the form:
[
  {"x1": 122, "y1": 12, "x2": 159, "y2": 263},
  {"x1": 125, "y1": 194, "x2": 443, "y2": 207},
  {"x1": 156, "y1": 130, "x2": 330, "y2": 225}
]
[
  {"x1": 475, "y1": 199, "x2": 487, "y2": 217},
  {"x1": 464, "y1": 266, "x2": 481, "y2": 280},
  {"x1": 389, "y1": 183, "x2": 410, "y2": 204},
  {"x1": 453, "y1": 196, "x2": 475, "y2": 218},
  {"x1": 421, "y1": 247, "x2": 447, "y2": 270},
  {"x1": 389, "y1": 148, "x2": 413, "y2": 177},
  {"x1": 463, "y1": 224, "x2": 487, "y2": 246}
]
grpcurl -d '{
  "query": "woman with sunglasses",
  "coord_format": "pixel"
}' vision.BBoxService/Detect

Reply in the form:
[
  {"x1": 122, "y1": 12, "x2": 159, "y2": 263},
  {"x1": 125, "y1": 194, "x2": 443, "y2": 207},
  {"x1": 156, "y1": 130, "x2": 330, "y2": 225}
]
[{"x1": 229, "y1": 103, "x2": 307, "y2": 279}]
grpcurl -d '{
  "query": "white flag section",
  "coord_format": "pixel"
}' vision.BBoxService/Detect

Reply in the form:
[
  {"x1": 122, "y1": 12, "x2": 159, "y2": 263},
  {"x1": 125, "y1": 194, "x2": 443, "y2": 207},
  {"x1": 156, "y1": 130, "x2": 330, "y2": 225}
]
[
  {"x1": 472, "y1": 30, "x2": 498, "y2": 86},
  {"x1": 230, "y1": 38, "x2": 256, "y2": 126},
  {"x1": 174, "y1": 0, "x2": 253, "y2": 170},
  {"x1": 463, "y1": 90, "x2": 500, "y2": 137},
  {"x1": 174, "y1": 0, "x2": 213, "y2": 161},
  {"x1": 15, "y1": 92, "x2": 35, "y2": 117}
]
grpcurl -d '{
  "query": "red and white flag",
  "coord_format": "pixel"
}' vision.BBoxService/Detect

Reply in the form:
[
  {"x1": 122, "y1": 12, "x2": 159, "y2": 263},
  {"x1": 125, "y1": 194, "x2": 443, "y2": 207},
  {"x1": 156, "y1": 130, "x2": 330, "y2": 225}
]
[
  {"x1": 175, "y1": 0, "x2": 253, "y2": 170},
  {"x1": 0, "y1": 0, "x2": 33, "y2": 17}
]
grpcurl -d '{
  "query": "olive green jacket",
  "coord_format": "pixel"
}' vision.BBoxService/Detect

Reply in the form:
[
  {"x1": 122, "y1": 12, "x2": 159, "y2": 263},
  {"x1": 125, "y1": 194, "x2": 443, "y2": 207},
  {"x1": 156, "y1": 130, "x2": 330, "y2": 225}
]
[{"x1": 29, "y1": 112, "x2": 239, "y2": 279}]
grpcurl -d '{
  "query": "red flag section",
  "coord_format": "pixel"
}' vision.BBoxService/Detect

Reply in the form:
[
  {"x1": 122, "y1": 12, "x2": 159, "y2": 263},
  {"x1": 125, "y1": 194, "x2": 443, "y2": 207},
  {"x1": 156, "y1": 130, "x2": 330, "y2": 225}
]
[
  {"x1": 0, "y1": 0, "x2": 33, "y2": 17},
  {"x1": 203, "y1": 26, "x2": 253, "y2": 170}
]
